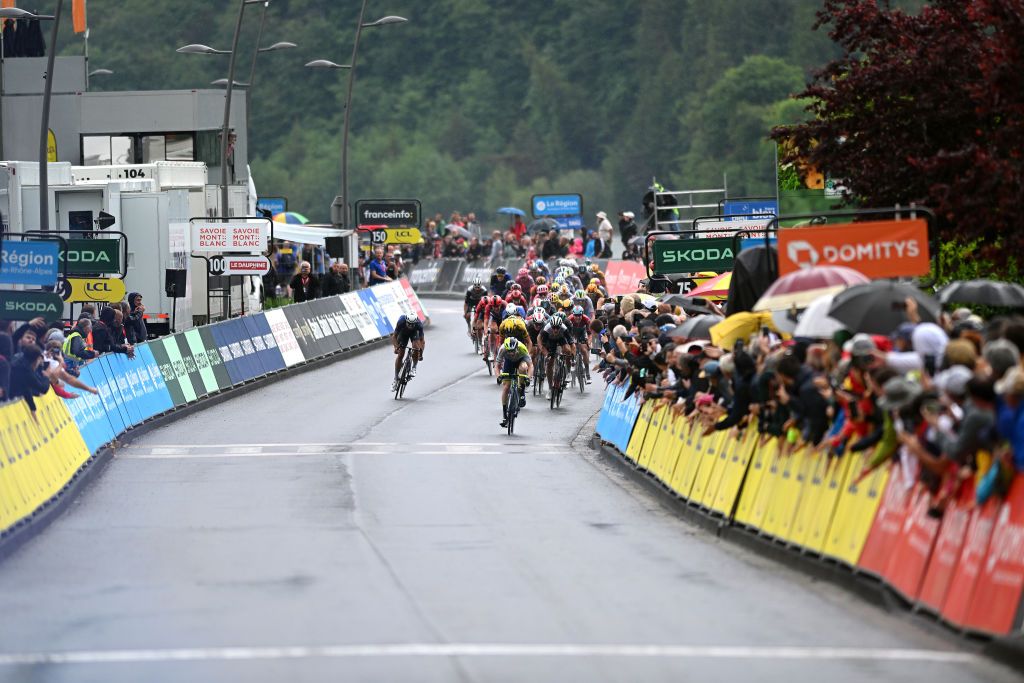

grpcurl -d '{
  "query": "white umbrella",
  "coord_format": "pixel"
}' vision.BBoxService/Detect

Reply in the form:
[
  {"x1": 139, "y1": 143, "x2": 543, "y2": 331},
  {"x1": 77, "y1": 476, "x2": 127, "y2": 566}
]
[{"x1": 793, "y1": 293, "x2": 847, "y2": 339}]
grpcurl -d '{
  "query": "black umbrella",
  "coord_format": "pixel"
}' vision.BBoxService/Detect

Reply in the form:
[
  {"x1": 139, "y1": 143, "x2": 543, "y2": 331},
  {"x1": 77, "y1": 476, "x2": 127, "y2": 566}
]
[
  {"x1": 937, "y1": 279, "x2": 1024, "y2": 308},
  {"x1": 659, "y1": 293, "x2": 717, "y2": 316},
  {"x1": 828, "y1": 281, "x2": 940, "y2": 334},
  {"x1": 527, "y1": 217, "x2": 559, "y2": 233},
  {"x1": 669, "y1": 314, "x2": 724, "y2": 340}
]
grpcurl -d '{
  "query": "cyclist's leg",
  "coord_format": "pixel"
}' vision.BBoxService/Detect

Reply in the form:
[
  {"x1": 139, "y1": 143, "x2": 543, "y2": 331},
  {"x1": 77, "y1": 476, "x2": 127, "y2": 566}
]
[
  {"x1": 518, "y1": 360, "x2": 529, "y2": 406},
  {"x1": 394, "y1": 341, "x2": 406, "y2": 379},
  {"x1": 544, "y1": 345, "x2": 555, "y2": 391}
]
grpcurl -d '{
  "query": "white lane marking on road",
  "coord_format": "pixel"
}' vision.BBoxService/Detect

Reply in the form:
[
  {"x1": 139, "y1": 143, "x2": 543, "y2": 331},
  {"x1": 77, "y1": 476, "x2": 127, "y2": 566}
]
[
  {"x1": 118, "y1": 451, "x2": 567, "y2": 460},
  {"x1": 0, "y1": 644, "x2": 978, "y2": 666}
]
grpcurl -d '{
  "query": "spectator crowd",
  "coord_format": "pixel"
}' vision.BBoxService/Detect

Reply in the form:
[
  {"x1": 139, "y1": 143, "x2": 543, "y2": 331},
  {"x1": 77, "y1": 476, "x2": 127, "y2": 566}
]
[
  {"x1": 0, "y1": 292, "x2": 151, "y2": 412},
  {"x1": 592, "y1": 293, "x2": 1024, "y2": 513}
]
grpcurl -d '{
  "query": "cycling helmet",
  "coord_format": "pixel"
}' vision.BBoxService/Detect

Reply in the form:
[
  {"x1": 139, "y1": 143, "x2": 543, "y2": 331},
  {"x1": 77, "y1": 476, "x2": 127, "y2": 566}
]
[
  {"x1": 495, "y1": 266, "x2": 507, "y2": 276},
  {"x1": 572, "y1": 305, "x2": 584, "y2": 316},
  {"x1": 586, "y1": 281, "x2": 600, "y2": 293},
  {"x1": 573, "y1": 289, "x2": 586, "y2": 299},
  {"x1": 505, "y1": 303, "x2": 519, "y2": 317},
  {"x1": 517, "y1": 267, "x2": 529, "y2": 276},
  {"x1": 472, "y1": 277, "x2": 483, "y2": 285},
  {"x1": 536, "y1": 284, "x2": 549, "y2": 296},
  {"x1": 535, "y1": 276, "x2": 546, "y2": 286},
  {"x1": 404, "y1": 315, "x2": 418, "y2": 327},
  {"x1": 503, "y1": 337, "x2": 519, "y2": 352},
  {"x1": 589, "y1": 263, "x2": 600, "y2": 272},
  {"x1": 531, "y1": 309, "x2": 547, "y2": 324},
  {"x1": 553, "y1": 275, "x2": 566, "y2": 286},
  {"x1": 510, "y1": 283, "x2": 522, "y2": 292}
]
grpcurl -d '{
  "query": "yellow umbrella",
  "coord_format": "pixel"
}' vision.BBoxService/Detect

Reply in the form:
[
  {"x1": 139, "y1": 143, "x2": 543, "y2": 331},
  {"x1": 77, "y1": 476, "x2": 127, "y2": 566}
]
[
  {"x1": 710, "y1": 310, "x2": 776, "y2": 348},
  {"x1": 687, "y1": 271, "x2": 732, "y2": 300}
]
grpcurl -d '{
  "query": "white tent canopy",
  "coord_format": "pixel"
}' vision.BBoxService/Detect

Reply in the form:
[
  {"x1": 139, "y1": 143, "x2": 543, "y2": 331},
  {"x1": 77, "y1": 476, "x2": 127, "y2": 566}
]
[{"x1": 271, "y1": 223, "x2": 350, "y2": 247}]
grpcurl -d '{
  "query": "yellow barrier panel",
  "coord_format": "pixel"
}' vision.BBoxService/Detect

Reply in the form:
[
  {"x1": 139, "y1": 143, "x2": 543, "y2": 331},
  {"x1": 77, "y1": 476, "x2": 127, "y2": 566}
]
[
  {"x1": 790, "y1": 449, "x2": 830, "y2": 549},
  {"x1": 762, "y1": 446, "x2": 808, "y2": 540},
  {"x1": 823, "y1": 450, "x2": 891, "y2": 565},
  {"x1": 734, "y1": 434, "x2": 773, "y2": 527},
  {"x1": 660, "y1": 416, "x2": 691, "y2": 489},
  {"x1": 669, "y1": 420, "x2": 705, "y2": 501},
  {"x1": 747, "y1": 439, "x2": 782, "y2": 532},
  {"x1": 624, "y1": 400, "x2": 654, "y2": 463},
  {"x1": 806, "y1": 453, "x2": 854, "y2": 554},
  {"x1": 688, "y1": 428, "x2": 723, "y2": 505},
  {"x1": 711, "y1": 425, "x2": 759, "y2": 517},
  {"x1": 700, "y1": 428, "x2": 733, "y2": 511},
  {"x1": 649, "y1": 411, "x2": 681, "y2": 485},
  {"x1": 637, "y1": 405, "x2": 668, "y2": 471},
  {"x1": 0, "y1": 394, "x2": 91, "y2": 535}
]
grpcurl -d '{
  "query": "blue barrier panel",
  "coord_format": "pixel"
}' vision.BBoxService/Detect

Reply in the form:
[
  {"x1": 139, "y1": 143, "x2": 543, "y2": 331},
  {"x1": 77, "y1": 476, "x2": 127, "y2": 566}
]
[
  {"x1": 93, "y1": 355, "x2": 129, "y2": 435},
  {"x1": 135, "y1": 343, "x2": 175, "y2": 419},
  {"x1": 241, "y1": 313, "x2": 287, "y2": 376},
  {"x1": 596, "y1": 381, "x2": 617, "y2": 440},
  {"x1": 210, "y1": 318, "x2": 264, "y2": 385},
  {"x1": 65, "y1": 362, "x2": 118, "y2": 455},
  {"x1": 358, "y1": 287, "x2": 393, "y2": 337},
  {"x1": 110, "y1": 353, "x2": 145, "y2": 428}
]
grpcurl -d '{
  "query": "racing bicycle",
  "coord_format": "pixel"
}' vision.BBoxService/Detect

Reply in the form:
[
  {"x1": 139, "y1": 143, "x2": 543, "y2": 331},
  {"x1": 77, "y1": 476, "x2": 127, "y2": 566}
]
[
  {"x1": 502, "y1": 372, "x2": 529, "y2": 435},
  {"x1": 394, "y1": 346, "x2": 414, "y2": 399},
  {"x1": 549, "y1": 352, "x2": 570, "y2": 409}
]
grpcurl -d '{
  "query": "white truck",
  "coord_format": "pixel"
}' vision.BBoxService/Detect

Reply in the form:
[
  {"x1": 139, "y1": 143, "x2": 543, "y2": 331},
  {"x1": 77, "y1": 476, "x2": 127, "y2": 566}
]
[{"x1": 0, "y1": 160, "x2": 261, "y2": 335}]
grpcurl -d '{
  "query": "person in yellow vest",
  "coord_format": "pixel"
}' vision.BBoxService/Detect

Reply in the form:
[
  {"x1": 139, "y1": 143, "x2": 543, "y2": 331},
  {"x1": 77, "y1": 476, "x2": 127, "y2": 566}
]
[{"x1": 62, "y1": 316, "x2": 97, "y2": 373}]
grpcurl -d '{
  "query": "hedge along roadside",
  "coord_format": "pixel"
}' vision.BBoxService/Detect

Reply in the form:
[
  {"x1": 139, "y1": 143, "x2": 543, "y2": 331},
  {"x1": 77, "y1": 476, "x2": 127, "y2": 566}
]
[
  {"x1": 594, "y1": 383, "x2": 1024, "y2": 640},
  {"x1": 0, "y1": 279, "x2": 431, "y2": 546}
]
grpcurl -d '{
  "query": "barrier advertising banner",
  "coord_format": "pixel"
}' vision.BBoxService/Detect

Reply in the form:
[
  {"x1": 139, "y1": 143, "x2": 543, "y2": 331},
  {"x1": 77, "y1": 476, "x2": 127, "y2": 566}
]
[
  {"x1": 149, "y1": 335, "x2": 197, "y2": 407},
  {"x1": 241, "y1": 313, "x2": 288, "y2": 376},
  {"x1": 777, "y1": 219, "x2": 930, "y2": 278},
  {"x1": 264, "y1": 308, "x2": 306, "y2": 367},
  {"x1": 0, "y1": 240, "x2": 60, "y2": 286},
  {"x1": 604, "y1": 260, "x2": 647, "y2": 296}
]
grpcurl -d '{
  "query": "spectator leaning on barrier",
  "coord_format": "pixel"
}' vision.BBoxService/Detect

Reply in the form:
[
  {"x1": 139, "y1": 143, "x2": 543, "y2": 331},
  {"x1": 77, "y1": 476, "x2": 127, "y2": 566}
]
[
  {"x1": 290, "y1": 261, "x2": 321, "y2": 302},
  {"x1": 93, "y1": 307, "x2": 134, "y2": 358},
  {"x1": 9, "y1": 344, "x2": 53, "y2": 412},
  {"x1": 367, "y1": 247, "x2": 391, "y2": 287},
  {"x1": 321, "y1": 261, "x2": 351, "y2": 296},
  {"x1": 63, "y1": 317, "x2": 97, "y2": 373},
  {"x1": 125, "y1": 292, "x2": 147, "y2": 344}
]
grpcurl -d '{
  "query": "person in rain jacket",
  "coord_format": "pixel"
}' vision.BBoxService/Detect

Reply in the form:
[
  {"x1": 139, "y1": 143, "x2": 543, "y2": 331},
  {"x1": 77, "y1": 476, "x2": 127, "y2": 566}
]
[{"x1": 125, "y1": 292, "x2": 148, "y2": 344}]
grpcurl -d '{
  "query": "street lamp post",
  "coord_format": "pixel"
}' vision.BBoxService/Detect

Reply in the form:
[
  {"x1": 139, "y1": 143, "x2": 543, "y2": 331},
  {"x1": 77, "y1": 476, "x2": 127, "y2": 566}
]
[
  {"x1": 178, "y1": 0, "x2": 294, "y2": 222},
  {"x1": 0, "y1": 6, "x2": 60, "y2": 231},
  {"x1": 305, "y1": 6, "x2": 406, "y2": 232}
]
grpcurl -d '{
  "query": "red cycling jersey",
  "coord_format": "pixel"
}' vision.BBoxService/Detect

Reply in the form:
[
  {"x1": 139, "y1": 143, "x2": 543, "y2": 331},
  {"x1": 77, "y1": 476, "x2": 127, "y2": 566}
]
[
  {"x1": 567, "y1": 313, "x2": 592, "y2": 330},
  {"x1": 475, "y1": 296, "x2": 506, "y2": 323}
]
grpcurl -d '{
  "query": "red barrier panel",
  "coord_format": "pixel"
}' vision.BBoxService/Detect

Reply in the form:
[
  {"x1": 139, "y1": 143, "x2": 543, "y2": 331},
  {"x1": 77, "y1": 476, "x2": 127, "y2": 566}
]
[
  {"x1": 857, "y1": 463, "x2": 914, "y2": 577},
  {"x1": 941, "y1": 496, "x2": 999, "y2": 628},
  {"x1": 883, "y1": 485, "x2": 941, "y2": 601},
  {"x1": 918, "y1": 480, "x2": 975, "y2": 613},
  {"x1": 604, "y1": 260, "x2": 647, "y2": 296},
  {"x1": 963, "y1": 474, "x2": 1024, "y2": 635}
]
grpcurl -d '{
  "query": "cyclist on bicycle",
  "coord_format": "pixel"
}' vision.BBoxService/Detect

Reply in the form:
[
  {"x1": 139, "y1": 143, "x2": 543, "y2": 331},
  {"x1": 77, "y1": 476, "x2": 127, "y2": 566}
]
[
  {"x1": 499, "y1": 303, "x2": 532, "y2": 351},
  {"x1": 538, "y1": 311, "x2": 574, "y2": 396},
  {"x1": 464, "y1": 279, "x2": 487, "y2": 333},
  {"x1": 474, "y1": 294, "x2": 505, "y2": 353},
  {"x1": 392, "y1": 314, "x2": 425, "y2": 388},
  {"x1": 505, "y1": 282, "x2": 529, "y2": 309},
  {"x1": 529, "y1": 276, "x2": 547, "y2": 300},
  {"x1": 567, "y1": 305, "x2": 593, "y2": 383},
  {"x1": 497, "y1": 336, "x2": 533, "y2": 428},
  {"x1": 571, "y1": 288, "x2": 595, "y2": 317},
  {"x1": 490, "y1": 266, "x2": 512, "y2": 295},
  {"x1": 526, "y1": 308, "x2": 548, "y2": 369}
]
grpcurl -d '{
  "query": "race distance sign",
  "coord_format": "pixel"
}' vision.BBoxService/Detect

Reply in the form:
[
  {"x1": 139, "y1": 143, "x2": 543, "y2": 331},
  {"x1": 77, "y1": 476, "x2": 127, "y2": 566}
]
[{"x1": 208, "y1": 255, "x2": 272, "y2": 276}]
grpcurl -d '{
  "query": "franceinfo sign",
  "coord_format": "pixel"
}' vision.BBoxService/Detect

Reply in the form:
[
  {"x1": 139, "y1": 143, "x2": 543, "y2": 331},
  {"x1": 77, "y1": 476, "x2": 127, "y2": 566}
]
[
  {"x1": 0, "y1": 240, "x2": 60, "y2": 286},
  {"x1": 532, "y1": 194, "x2": 582, "y2": 218},
  {"x1": 355, "y1": 200, "x2": 422, "y2": 229}
]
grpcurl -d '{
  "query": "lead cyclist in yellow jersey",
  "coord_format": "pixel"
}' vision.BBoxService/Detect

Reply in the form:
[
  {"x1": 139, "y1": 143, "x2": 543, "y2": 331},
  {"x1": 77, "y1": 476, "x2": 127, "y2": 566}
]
[{"x1": 497, "y1": 336, "x2": 533, "y2": 427}]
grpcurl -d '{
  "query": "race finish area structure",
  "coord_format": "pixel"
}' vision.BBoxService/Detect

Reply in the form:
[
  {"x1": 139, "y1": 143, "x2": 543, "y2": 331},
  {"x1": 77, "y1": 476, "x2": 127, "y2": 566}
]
[{"x1": 0, "y1": 293, "x2": 1020, "y2": 682}]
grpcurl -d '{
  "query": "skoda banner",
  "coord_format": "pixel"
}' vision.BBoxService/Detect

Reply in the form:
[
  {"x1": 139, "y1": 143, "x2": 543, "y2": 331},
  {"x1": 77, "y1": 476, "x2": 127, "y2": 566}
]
[{"x1": 652, "y1": 237, "x2": 735, "y2": 274}]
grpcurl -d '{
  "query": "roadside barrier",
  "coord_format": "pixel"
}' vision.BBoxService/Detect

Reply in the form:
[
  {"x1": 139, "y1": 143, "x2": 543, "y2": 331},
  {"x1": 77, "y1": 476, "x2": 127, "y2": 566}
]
[
  {"x1": 403, "y1": 257, "x2": 642, "y2": 295},
  {"x1": 0, "y1": 279, "x2": 429, "y2": 541},
  {"x1": 596, "y1": 388, "x2": 1024, "y2": 637}
]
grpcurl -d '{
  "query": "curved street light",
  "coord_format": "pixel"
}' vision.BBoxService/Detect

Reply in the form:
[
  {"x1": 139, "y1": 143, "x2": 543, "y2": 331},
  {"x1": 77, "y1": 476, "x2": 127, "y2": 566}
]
[
  {"x1": 176, "y1": 43, "x2": 230, "y2": 55},
  {"x1": 89, "y1": 68, "x2": 114, "y2": 77},
  {"x1": 305, "y1": 7, "x2": 407, "y2": 233},
  {"x1": 210, "y1": 79, "x2": 250, "y2": 87}
]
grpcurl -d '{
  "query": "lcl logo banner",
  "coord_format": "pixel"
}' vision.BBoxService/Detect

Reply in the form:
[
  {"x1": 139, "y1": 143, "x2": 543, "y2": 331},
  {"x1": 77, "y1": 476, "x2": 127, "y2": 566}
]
[{"x1": 777, "y1": 219, "x2": 930, "y2": 278}]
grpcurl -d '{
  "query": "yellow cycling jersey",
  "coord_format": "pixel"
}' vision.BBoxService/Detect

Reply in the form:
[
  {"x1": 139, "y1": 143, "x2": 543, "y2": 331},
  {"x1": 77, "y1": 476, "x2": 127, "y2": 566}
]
[
  {"x1": 500, "y1": 339, "x2": 531, "y2": 361},
  {"x1": 499, "y1": 316, "x2": 529, "y2": 342}
]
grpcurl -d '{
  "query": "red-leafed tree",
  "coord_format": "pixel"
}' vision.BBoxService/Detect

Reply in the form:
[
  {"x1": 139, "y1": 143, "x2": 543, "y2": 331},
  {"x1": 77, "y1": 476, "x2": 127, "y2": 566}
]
[{"x1": 771, "y1": 0, "x2": 1024, "y2": 268}]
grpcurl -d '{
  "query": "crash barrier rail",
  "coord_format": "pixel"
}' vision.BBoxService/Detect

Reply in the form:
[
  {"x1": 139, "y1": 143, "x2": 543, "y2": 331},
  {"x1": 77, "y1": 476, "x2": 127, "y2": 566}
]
[
  {"x1": 596, "y1": 383, "x2": 1024, "y2": 638},
  {"x1": 0, "y1": 279, "x2": 430, "y2": 538},
  {"x1": 403, "y1": 257, "x2": 649, "y2": 298}
]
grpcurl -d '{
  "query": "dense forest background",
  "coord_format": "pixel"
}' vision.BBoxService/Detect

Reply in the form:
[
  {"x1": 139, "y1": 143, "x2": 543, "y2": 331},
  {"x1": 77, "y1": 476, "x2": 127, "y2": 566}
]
[{"x1": 68, "y1": 0, "x2": 920, "y2": 224}]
